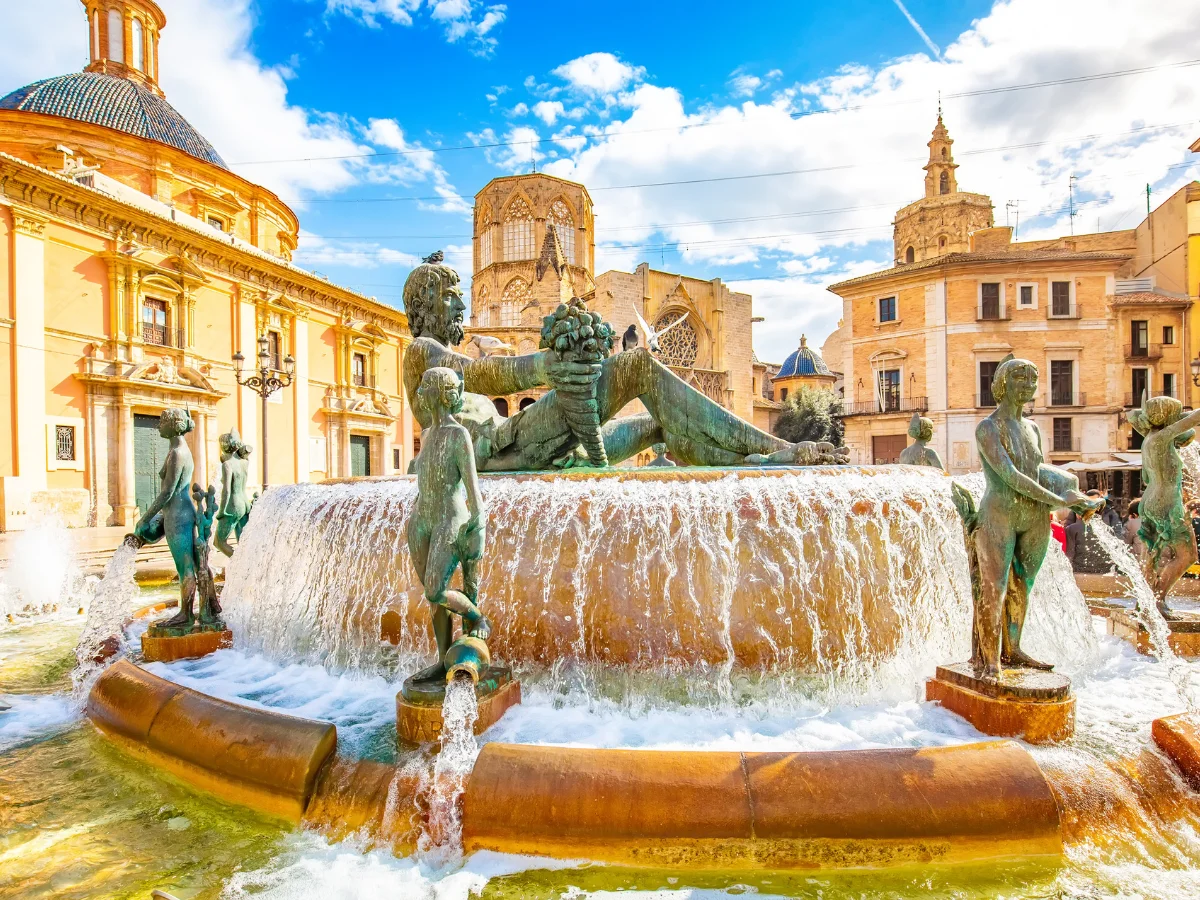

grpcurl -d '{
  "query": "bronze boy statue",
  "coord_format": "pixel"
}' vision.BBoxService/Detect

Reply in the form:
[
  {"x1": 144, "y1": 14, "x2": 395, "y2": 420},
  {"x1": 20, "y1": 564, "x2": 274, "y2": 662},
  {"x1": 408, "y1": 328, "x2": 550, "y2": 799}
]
[{"x1": 406, "y1": 367, "x2": 491, "y2": 682}]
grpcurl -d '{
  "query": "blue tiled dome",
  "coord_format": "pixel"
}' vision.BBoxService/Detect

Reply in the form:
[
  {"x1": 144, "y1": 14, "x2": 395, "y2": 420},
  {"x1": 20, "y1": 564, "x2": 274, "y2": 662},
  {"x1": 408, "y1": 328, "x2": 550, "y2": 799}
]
[
  {"x1": 777, "y1": 334, "x2": 831, "y2": 378},
  {"x1": 0, "y1": 72, "x2": 226, "y2": 169}
]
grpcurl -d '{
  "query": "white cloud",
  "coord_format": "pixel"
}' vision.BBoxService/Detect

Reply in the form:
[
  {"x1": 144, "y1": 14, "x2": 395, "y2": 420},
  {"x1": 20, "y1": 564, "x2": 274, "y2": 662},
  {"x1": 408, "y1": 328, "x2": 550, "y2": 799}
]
[
  {"x1": 509, "y1": 102, "x2": 529, "y2": 117},
  {"x1": 468, "y1": 126, "x2": 543, "y2": 173},
  {"x1": 362, "y1": 119, "x2": 468, "y2": 213},
  {"x1": 552, "y1": 52, "x2": 645, "y2": 95},
  {"x1": 532, "y1": 100, "x2": 565, "y2": 125},
  {"x1": 326, "y1": 0, "x2": 506, "y2": 54},
  {"x1": 539, "y1": 0, "x2": 1200, "y2": 361},
  {"x1": 294, "y1": 229, "x2": 420, "y2": 270},
  {"x1": 729, "y1": 73, "x2": 762, "y2": 97}
]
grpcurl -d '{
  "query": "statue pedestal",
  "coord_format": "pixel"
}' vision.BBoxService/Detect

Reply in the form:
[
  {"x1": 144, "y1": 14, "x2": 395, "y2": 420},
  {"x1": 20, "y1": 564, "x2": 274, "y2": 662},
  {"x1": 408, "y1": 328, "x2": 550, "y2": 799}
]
[
  {"x1": 397, "y1": 666, "x2": 520, "y2": 746},
  {"x1": 1108, "y1": 609, "x2": 1200, "y2": 657},
  {"x1": 141, "y1": 624, "x2": 233, "y2": 663},
  {"x1": 926, "y1": 662, "x2": 1074, "y2": 744}
]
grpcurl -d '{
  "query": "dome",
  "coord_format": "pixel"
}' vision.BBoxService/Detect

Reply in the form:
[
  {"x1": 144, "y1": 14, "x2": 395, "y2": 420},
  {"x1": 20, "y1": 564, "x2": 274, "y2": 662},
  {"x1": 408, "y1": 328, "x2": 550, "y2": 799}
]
[
  {"x1": 777, "y1": 335, "x2": 832, "y2": 378},
  {"x1": 0, "y1": 72, "x2": 226, "y2": 169}
]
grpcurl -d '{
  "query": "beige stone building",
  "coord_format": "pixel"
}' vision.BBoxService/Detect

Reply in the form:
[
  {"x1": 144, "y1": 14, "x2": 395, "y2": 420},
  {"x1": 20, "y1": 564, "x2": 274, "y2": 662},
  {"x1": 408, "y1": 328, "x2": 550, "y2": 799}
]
[
  {"x1": 0, "y1": 0, "x2": 415, "y2": 530},
  {"x1": 465, "y1": 173, "x2": 760, "y2": 430},
  {"x1": 825, "y1": 115, "x2": 1200, "y2": 474}
]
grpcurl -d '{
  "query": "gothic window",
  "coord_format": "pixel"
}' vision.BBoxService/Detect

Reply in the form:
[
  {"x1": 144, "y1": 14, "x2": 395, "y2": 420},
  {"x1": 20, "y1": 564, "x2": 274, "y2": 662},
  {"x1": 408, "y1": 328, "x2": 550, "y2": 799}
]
[
  {"x1": 939, "y1": 171, "x2": 950, "y2": 194},
  {"x1": 905, "y1": 245, "x2": 915, "y2": 264},
  {"x1": 477, "y1": 205, "x2": 493, "y2": 270},
  {"x1": 501, "y1": 277, "x2": 531, "y2": 326},
  {"x1": 549, "y1": 199, "x2": 575, "y2": 264},
  {"x1": 474, "y1": 284, "x2": 490, "y2": 326},
  {"x1": 503, "y1": 197, "x2": 535, "y2": 261},
  {"x1": 107, "y1": 9, "x2": 124, "y2": 63},
  {"x1": 655, "y1": 312, "x2": 699, "y2": 368},
  {"x1": 131, "y1": 18, "x2": 144, "y2": 71}
]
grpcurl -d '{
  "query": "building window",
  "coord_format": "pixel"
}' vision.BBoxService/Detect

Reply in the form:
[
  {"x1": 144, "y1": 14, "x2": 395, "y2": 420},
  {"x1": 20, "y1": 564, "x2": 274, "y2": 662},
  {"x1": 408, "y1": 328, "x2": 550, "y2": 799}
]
[
  {"x1": 142, "y1": 297, "x2": 168, "y2": 346},
  {"x1": 939, "y1": 235, "x2": 947, "y2": 250},
  {"x1": 207, "y1": 215, "x2": 226, "y2": 232},
  {"x1": 1131, "y1": 367, "x2": 1148, "y2": 406},
  {"x1": 474, "y1": 284, "x2": 490, "y2": 327},
  {"x1": 878, "y1": 296, "x2": 897, "y2": 323},
  {"x1": 979, "y1": 360, "x2": 999, "y2": 407},
  {"x1": 780, "y1": 388, "x2": 788, "y2": 402},
  {"x1": 904, "y1": 246, "x2": 915, "y2": 264},
  {"x1": 980, "y1": 283, "x2": 1001, "y2": 320},
  {"x1": 1018, "y1": 284, "x2": 1036, "y2": 308},
  {"x1": 477, "y1": 205, "x2": 493, "y2": 269},
  {"x1": 267, "y1": 331, "x2": 282, "y2": 370},
  {"x1": 656, "y1": 313, "x2": 700, "y2": 367},
  {"x1": 549, "y1": 199, "x2": 575, "y2": 264},
  {"x1": 1052, "y1": 418, "x2": 1073, "y2": 453},
  {"x1": 1163, "y1": 325, "x2": 1175, "y2": 345},
  {"x1": 1050, "y1": 281, "x2": 1072, "y2": 316},
  {"x1": 131, "y1": 18, "x2": 144, "y2": 71},
  {"x1": 107, "y1": 9, "x2": 124, "y2": 64},
  {"x1": 1050, "y1": 360, "x2": 1074, "y2": 406},
  {"x1": 55, "y1": 425, "x2": 76, "y2": 462},
  {"x1": 1131, "y1": 320, "x2": 1149, "y2": 357},
  {"x1": 352, "y1": 352, "x2": 367, "y2": 387},
  {"x1": 501, "y1": 277, "x2": 531, "y2": 327},
  {"x1": 939, "y1": 171, "x2": 950, "y2": 194},
  {"x1": 393, "y1": 448, "x2": 401, "y2": 470},
  {"x1": 493, "y1": 397, "x2": 510, "y2": 417},
  {"x1": 878, "y1": 369, "x2": 900, "y2": 412},
  {"x1": 1164, "y1": 373, "x2": 1176, "y2": 399},
  {"x1": 502, "y1": 197, "x2": 535, "y2": 261}
]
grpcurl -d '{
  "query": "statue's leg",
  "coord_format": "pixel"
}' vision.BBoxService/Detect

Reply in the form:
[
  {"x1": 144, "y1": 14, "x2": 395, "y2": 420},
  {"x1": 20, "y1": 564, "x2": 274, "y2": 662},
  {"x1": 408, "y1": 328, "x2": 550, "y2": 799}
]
[
  {"x1": 598, "y1": 349, "x2": 789, "y2": 464},
  {"x1": 1153, "y1": 526, "x2": 1197, "y2": 617},
  {"x1": 1002, "y1": 521, "x2": 1052, "y2": 670},
  {"x1": 160, "y1": 519, "x2": 198, "y2": 628},
  {"x1": 214, "y1": 515, "x2": 234, "y2": 556},
  {"x1": 600, "y1": 413, "x2": 661, "y2": 465},
  {"x1": 972, "y1": 527, "x2": 1016, "y2": 676}
]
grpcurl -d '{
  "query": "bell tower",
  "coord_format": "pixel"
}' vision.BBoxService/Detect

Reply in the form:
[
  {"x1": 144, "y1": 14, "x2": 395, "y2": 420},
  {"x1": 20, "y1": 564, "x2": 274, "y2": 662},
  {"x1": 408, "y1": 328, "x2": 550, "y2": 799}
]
[
  {"x1": 82, "y1": 0, "x2": 167, "y2": 97},
  {"x1": 923, "y1": 111, "x2": 959, "y2": 198}
]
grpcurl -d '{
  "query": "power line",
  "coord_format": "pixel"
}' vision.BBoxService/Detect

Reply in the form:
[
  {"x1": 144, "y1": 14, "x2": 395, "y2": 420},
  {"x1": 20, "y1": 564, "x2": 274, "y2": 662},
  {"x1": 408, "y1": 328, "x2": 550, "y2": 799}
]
[{"x1": 227, "y1": 58, "x2": 1200, "y2": 167}]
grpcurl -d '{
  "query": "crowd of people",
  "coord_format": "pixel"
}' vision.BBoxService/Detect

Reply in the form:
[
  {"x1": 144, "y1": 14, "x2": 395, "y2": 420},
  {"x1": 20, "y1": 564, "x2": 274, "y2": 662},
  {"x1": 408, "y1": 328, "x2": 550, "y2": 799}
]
[{"x1": 1050, "y1": 490, "x2": 1200, "y2": 575}]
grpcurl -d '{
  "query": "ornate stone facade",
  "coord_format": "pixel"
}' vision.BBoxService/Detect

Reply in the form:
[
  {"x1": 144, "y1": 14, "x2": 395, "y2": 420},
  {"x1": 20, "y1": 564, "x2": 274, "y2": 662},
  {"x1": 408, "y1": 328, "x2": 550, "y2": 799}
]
[{"x1": 892, "y1": 114, "x2": 994, "y2": 265}]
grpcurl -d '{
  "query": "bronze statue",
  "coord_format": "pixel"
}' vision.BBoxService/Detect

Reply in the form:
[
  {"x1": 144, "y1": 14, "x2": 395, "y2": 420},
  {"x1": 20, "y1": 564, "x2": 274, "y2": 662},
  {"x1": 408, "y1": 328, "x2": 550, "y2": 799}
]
[
  {"x1": 647, "y1": 442, "x2": 675, "y2": 467},
  {"x1": 131, "y1": 408, "x2": 223, "y2": 630},
  {"x1": 406, "y1": 367, "x2": 490, "y2": 682},
  {"x1": 1128, "y1": 394, "x2": 1200, "y2": 617},
  {"x1": 214, "y1": 428, "x2": 253, "y2": 556},
  {"x1": 950, "y1": 358, "x2": 1101, "y2": 677},
  {"x1": 899, "y1": 412, "x2": 945, "y2": 470},
  {"x1": 401, "y1": 252, "x2": 847, "y2": 471}
]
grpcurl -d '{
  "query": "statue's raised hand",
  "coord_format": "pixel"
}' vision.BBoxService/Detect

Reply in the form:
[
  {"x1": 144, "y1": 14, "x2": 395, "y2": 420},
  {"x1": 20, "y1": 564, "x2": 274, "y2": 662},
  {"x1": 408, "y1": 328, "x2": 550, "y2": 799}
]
[
  {"x1": 1063, "y1": 489, "x2": 1103, "y2": 519},
  {"x1": 545, "y1": 356, "x2": 602, "y2": 390}
]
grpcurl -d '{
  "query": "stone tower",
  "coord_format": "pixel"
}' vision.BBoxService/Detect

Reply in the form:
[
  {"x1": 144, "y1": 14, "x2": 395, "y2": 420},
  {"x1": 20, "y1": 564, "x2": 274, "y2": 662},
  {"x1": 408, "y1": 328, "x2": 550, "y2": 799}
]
[
  {"x1": 83, "y1": 0, "x2": 167, "y2": 97},
  {"x1": 892, "y1": 113, "x2": 993, "y2": 265}
]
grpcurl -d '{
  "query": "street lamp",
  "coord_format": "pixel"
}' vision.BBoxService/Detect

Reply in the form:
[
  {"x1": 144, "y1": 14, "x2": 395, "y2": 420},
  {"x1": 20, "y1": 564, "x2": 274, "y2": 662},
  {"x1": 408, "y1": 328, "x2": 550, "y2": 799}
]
[
  {"x1": 233, "y1": 334, "x2": 294, "y2": 490},
  {"x1": 1190, "y1": 356, "x2": 1200, "y2": 387}
]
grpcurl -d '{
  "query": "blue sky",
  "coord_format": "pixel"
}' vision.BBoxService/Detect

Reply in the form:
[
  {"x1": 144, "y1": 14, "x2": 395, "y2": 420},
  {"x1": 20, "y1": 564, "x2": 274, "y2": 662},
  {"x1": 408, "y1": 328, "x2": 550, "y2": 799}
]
[{"x1": 4, "y1": 0, "x2": 1199, "y2": 363}]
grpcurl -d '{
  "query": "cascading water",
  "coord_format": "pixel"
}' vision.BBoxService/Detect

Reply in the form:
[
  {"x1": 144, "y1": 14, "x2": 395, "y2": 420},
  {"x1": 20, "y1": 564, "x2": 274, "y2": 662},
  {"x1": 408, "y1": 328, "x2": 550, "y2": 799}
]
[
  {"x1": 1091, "y1": 524, "x2": 1196, "y2": 709},
  {"x1": 222, "y1": 468, "x2": 1098, "y2": 705},
  {"x1": 416, "y1": 678, "x2": 480, "y2": 867},
  {"x1": 0, "y1": 516, "x2": 94, "y2": 625},
  {"x1": 71, "y1": 539, "x2": 140, "y2": 695}
]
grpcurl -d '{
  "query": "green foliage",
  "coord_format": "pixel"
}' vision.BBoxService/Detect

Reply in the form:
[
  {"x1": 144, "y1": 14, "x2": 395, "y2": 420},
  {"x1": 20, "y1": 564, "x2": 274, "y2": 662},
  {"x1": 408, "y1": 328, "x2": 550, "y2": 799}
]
[{"x1": 773, "y1": 386, "x2": 845, "y2": 445}]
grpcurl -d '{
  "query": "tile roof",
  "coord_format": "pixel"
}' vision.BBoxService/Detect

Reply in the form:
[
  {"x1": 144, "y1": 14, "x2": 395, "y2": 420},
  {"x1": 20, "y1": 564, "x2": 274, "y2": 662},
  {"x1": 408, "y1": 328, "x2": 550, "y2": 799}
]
[
  {"x1": 0, "y1": 72, "x2": 226, "y2": 169},
  {"x1": 1109, "y1": 291, "x2": 1192, "y2": 307},
  {"x1": 828, "y1": 249, "x2": 1132, "y2": 292}
]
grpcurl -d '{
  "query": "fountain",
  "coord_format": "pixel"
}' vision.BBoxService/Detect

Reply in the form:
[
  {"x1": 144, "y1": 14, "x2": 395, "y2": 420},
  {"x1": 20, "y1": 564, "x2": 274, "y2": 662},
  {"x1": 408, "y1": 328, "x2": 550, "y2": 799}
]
[{"x1": 7, "y1": 258, "x2": 1200, "y2": 897}]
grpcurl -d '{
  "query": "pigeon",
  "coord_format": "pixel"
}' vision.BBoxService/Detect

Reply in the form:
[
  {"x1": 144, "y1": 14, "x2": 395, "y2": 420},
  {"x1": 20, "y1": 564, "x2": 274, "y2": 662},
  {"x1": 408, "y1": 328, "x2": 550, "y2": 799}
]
[
  {"x1": 621, "y1": 324, "x2": 639, "y2": 352},
  {"x1": 631, "y1": 306, "x2": 689, "y2": 354},
  {"x1": 469, "y1": 334, "x2": 514, "y2": 357}
]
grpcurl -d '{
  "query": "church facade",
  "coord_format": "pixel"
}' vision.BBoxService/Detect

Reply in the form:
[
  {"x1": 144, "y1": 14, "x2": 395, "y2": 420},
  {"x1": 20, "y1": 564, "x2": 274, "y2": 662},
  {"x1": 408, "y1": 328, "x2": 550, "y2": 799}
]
[{"x1": 0, "y1": 0, "x2": 415, "y2": 530}]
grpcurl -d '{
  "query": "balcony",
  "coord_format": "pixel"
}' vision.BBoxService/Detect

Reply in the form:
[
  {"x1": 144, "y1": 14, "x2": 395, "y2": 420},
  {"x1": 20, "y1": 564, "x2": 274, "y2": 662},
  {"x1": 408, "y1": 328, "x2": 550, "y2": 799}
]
[
  {"x1": 1047, "y1": 391, "x2": 1086, "y2": 408},
  {"x1": 1125, "y1": 386, "x2": 1178, "y2": 407},
  {"x1": 839, "y1": 396, "x2": 929, "y2": 417},
  {"x1": 976, "y1": 309, "x2": 1011, "y2": 323},
  {"x1": 1047, "y1": 307, "x2": 1080, "y2": 320},
  {"x1": 141, "y1": 324, "x2": 186, "y2": 349},
  {"x1": 1126, "y1": 343, "x2": 1163, "y2": 361},
  {"x1": 352, "y1": 372, "x2": 376, "y2": 389},
  {"x1": 1050, "y1": 436, "x2": 1082, "y2": 454}
]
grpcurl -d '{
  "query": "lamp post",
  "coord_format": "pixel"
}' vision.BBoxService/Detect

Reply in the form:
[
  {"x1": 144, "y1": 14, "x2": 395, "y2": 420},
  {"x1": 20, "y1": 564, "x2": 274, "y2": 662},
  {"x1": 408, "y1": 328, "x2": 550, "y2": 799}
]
[
  {"x1": 232, "y1": 334, "x2": 294, "y2": 491},
  {"x1": 1190, "y1": 357, "x2": 1200, "y2": 387}
]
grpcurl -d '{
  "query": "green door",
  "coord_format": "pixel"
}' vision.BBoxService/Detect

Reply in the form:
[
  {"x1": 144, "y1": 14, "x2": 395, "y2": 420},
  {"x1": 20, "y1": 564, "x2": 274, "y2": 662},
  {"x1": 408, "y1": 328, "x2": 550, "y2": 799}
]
[
  {"x1": 134, "y1": 413, "x2": 169, "y2": 514},
  {"x1": 350, "y1": 434, "x2": 371, "y2": 477}
]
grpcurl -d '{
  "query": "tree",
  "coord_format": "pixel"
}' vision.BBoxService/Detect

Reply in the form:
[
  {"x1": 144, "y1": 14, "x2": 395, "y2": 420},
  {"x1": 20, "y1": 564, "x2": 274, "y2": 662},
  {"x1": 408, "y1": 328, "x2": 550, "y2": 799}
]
[{"x1": 774, "y1": 386, "x2": 844, "y2": 445}]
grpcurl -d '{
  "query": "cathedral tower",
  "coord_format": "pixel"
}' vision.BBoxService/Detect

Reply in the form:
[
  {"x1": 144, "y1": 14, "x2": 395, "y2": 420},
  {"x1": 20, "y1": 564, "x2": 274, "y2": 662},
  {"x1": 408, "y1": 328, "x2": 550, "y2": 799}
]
[
  {"x1": 83, "y1": 0, "x2": 167, "y2": 97},
  {"x1": 892, "y1": 113, "x2": 993, "y2": 265}
]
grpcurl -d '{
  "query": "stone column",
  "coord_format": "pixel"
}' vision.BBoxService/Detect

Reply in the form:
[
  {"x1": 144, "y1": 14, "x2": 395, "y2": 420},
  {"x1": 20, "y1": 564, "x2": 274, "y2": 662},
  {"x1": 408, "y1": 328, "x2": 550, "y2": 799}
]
[
  {"x1": 238, "y1": 290, "x2": 260, "y2": 492},
  {"x1": 340, "y1": 422, "x2": 352, "y2": 478},
  {"x1": 292, "y1": 314, "x2": 310, "y2": 482},
  {"x1": 12, "y1": 209, "x2": 48, "y2": 491},
  {"x1": 117, "y1": 401, "x2": 137, "y2": 525}
]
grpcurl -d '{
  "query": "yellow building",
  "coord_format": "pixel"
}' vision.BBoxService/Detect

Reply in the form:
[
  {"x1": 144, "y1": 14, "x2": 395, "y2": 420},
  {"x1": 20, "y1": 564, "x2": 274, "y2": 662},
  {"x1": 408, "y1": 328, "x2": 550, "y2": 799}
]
[
  {"x1": 0, "y1": 0, "x2": 414, "y2": 530},
  {"x1": 465, "y1": 173, "x2": 760, "y2": 428}
]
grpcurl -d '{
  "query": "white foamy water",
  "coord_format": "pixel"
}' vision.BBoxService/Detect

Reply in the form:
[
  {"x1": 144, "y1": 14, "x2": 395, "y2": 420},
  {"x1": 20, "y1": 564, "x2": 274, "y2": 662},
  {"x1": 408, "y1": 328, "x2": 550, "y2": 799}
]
[
  {"x1": 417, "y1": 678, "x2": 480, "y2": 867},
  {"x1": 221, "y1": 469, "x2": 1098, "y2": 704},
  {"x1": 71, "y1": 540, "x2": 140, "y2": 695},
  {"x1": 0, "y1": 517, "x2": 95, "y2": 626},
  {"x1": 0, "y1": 693, "x2": 78, "y2": 752}
]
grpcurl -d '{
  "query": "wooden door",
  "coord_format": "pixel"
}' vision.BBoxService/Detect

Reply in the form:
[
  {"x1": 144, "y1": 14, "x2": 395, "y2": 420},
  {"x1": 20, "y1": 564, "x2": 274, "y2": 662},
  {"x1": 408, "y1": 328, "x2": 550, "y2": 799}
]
[
  {"x1": 872, "y1": 434, "x2": 907, "y2": 465},
  {"x1": 134, "y1": 413, "x2": 169, "y2": 514},
  {"x1": 350, "y1": 434, "x2": 371, "y2": 477}
]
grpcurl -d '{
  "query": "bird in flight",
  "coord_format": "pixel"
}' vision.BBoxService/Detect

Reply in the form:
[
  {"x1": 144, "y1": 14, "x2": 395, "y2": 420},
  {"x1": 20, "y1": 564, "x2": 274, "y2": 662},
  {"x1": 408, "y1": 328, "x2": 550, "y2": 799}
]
[{"x1": 631, "y1": 306, "x2": 688, "y2": 354}]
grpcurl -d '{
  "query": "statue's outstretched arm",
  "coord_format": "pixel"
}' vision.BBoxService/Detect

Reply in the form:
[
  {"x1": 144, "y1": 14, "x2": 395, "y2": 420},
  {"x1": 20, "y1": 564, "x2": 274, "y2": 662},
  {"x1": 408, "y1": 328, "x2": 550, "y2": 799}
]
[
  {"x1": 977, "y1": 420, "x2": 1068, "y2": 508},
  {"x1": 461, "y1": 350, "x2": 549, "y2": 396},
  {"x1": 1161, "y1": 408, "x2": 1200, "y2": 443}
]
